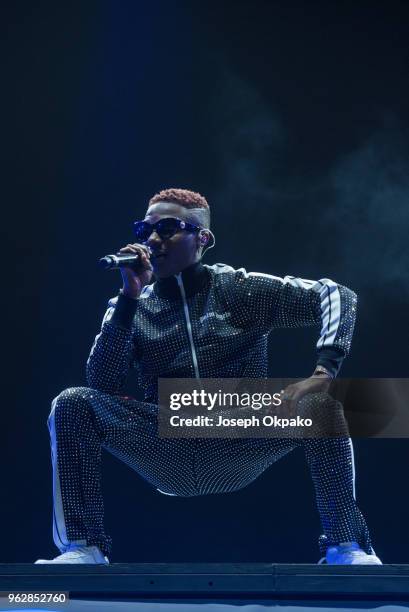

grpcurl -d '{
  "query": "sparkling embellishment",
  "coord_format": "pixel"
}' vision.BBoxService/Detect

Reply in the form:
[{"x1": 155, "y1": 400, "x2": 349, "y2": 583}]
[{"x1": 48, "y1": 263, "x2": 372, "y2": 558}]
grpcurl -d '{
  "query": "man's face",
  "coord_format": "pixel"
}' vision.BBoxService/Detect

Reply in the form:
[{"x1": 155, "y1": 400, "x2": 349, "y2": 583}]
[{"x1": 142, "y1": 201, "x2": 203, "y2": 278}]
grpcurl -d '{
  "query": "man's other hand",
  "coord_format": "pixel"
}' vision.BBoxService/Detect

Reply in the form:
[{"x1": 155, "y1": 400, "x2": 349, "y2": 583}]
[{"x1": 281, "y1": 374, "x2": 332, "y2": 409}]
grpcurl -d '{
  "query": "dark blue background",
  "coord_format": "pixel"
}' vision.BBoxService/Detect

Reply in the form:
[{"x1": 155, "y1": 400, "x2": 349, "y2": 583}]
[{"x1": 2, "y1": 0, "x2": 408, "y2": 563}]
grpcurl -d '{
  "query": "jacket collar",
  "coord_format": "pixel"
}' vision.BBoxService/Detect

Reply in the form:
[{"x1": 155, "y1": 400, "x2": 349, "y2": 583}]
[{"x1": 153, "y1": 260, "x2": 209, "y2": 299}]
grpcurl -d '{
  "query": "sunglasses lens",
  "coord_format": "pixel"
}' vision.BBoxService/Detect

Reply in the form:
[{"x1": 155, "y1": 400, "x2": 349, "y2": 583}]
[
  {"x1": 133, "y1": 221, "x2": 151, "y2": 242},
  {"x1": 156, "y1": 218, "x2": 180, "y2": 239},
  {"x1": 133, "y1": 218, "x2": 181, "y2": 242}
]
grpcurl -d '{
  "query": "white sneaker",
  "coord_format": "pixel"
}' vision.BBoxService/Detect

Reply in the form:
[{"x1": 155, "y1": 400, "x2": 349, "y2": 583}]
[
  {"x1": 35, "y1": 545, "x2": 109, "y2": 564},
  {"x1": 320, "y1": 541, "x2": 382, "y2": 565}
]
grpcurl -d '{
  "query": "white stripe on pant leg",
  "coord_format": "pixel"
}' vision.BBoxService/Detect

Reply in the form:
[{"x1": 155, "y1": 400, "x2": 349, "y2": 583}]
[
  {"x1": 348, "y1": 437, "x2": 356, "y2": 500},
  {"x1": 48, "y1": 398, "x2": 86, "y2": 552},
  {"x1": 48, "y1": 399, "x2": 68, "y2": 551},
  {"x1": 348, "y1": 437, "x2": 378, "y2": 556}
]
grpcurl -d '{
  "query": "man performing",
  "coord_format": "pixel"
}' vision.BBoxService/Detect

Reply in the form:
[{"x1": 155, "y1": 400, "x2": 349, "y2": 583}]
[{"x1": 35, "y1": 188, "x2": 381, "y2": 565}]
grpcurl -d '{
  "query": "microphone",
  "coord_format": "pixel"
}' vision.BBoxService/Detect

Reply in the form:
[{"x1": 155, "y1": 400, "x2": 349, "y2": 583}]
[{"x1": 99, "y1": 253, "x2": 141, "y2": 270}]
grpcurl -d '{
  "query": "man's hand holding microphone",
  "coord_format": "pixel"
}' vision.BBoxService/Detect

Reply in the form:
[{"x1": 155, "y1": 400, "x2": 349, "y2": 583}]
[{"x1": 116, "y1": 244, "x2": 153, "y2": 299}]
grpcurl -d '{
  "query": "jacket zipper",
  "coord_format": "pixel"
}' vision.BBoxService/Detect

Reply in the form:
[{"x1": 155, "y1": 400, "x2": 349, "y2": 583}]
[{"x1": 175, "y1": 273, "x2": 200, "y2": 379}]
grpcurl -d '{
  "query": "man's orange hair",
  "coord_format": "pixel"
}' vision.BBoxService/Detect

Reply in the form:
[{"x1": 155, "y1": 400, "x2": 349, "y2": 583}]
[{"x1": 148, "y1": 188, "x2": 209, "y2": 210}]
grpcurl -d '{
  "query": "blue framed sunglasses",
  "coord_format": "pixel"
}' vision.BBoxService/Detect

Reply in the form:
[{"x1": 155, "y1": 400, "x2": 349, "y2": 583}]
[{"x1": 133, "y1": 217, "x2": 202, "y2": 243}]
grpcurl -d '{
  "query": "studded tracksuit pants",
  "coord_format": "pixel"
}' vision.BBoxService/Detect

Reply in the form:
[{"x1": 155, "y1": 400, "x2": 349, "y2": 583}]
[{"x1": 48, "y1": 386, "x2": 373, "y2": 559}]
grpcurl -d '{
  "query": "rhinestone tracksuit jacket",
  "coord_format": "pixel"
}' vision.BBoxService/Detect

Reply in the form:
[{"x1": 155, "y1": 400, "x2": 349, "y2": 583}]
[
  {"x1": 88, "y1": 261, "x2": 356, "y2": 394},
  {"x1": 48, "y1": 261, "x2": 374, "y2": 558}
]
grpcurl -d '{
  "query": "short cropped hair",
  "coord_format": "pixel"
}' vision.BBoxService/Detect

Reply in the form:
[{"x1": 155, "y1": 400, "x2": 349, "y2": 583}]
[{"x1": 148, "y1": 188, "x2": 210, "y2": 228}]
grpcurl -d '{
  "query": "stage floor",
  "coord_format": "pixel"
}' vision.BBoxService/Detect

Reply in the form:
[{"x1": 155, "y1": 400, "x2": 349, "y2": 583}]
[
  {"x1": 0, "y1": 599, "x2": 408, "y2": 612},
  {"x1": 1, "y1": 563, "x2": 409, "y2": 611}
]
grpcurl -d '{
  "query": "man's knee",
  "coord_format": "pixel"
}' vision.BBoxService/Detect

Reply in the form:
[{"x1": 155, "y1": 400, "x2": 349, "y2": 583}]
[
  {"x1": 48, "y1": 386, "x2": 94, "y2": 425},
  {"x1": 298, "y1": 392, "x2": 349, "y2": 438}
]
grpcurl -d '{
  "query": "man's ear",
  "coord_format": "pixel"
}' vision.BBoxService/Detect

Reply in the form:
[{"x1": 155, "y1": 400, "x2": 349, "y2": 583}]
[{"x1": 198, "y1": 230, "x2": 210, "y2": 246}]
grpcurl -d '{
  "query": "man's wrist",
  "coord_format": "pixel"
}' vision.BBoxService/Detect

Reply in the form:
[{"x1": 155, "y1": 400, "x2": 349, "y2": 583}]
[
  {"x1": 110, "y1": 291, "x2": 139, "y2": 329},
  {"x1": 119, "y1": 287, "x2": 140, "y2": 300},
  {"x1": 316, "y1": 347, "x2": 345, "y2": 378},
  {"x1": 312, "y1": 365, "x2": 334, "y2": 379}
]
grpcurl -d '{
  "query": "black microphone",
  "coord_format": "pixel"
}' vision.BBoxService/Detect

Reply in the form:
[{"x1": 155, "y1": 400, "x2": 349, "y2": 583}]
[{"x1": 99, "y1": 253, "x2": 141, "y2": 270}]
